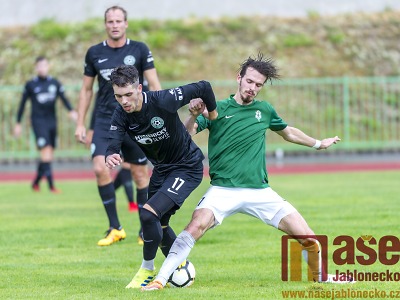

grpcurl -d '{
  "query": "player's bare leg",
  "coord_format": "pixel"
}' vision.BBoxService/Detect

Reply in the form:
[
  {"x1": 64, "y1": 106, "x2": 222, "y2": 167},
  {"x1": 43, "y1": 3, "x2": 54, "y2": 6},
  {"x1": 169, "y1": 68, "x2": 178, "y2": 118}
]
[{"x1": 279, "y1": 211, "x2": 354, "y2": 283}]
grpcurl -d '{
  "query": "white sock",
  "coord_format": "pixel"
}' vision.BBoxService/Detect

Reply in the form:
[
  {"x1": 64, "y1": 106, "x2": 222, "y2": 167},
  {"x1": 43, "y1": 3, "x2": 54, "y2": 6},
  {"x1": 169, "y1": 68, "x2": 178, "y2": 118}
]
[
  {"x1": 141, "y1": 259, "x2": 155, "y2": 271},
  {"x1": 156, "y1": 230, "x2": 196, "y2": 286}
]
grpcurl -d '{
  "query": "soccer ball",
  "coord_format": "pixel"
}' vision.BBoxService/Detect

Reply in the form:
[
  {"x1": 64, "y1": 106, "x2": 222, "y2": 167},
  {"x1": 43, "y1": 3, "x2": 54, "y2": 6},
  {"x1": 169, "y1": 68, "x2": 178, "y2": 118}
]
[{"x1": 167, "y1": 260, "x2": 196, "y2": 288}]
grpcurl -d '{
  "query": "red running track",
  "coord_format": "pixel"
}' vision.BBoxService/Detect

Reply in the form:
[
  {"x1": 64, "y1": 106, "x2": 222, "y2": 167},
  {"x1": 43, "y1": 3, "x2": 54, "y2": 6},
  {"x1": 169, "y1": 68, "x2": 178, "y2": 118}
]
[{"x1": 1, "y1": 161, "x2": 399, "y2": 182}]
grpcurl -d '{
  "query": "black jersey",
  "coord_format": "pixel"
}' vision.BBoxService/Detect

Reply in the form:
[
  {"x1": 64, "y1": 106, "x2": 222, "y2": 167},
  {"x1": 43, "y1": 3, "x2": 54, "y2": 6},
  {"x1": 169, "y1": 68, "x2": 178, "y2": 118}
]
[
  {"x1": 16, "y1": 76, "x2": 73, "y2": 123},
  {"x1": 84, "y1": 39, "x2": 155, "y2": 126},
  {"x1": 106, "y1": 80, "x2": 217, "y2": 172}
]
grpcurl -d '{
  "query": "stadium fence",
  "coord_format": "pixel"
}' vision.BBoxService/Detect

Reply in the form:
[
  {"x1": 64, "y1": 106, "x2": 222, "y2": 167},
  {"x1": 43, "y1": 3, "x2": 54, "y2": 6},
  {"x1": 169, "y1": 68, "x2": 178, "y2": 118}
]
[{"x1": 1, "y1": 76, "x2": 399, "y2": 161}]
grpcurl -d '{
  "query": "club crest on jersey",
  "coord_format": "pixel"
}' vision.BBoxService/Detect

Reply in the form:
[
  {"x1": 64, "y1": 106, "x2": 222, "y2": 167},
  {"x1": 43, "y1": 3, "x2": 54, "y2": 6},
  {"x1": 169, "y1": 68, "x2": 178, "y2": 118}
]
[
  {"x1": 48, "y1": 84, "x2": 57, "y2": 93},
  {"x1": 151, "y1": 117, "x2": 164, "y2": 129},
  {"x1": 255, "y1": 110, "x2": 262, "y2": 122},
  {"x1": 124, "y1": 55, "x2": 136, "y2": 65}
]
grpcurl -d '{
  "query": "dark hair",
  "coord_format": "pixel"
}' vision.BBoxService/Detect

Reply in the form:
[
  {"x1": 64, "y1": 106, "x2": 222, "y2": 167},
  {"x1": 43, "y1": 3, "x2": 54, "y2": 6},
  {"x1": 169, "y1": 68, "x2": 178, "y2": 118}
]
[
  {"x1": 238, "y1": 53, "x2": 280, "y2": 84},
  {"x1": 104, "y1": 5, "x2": 128, "y2": 22},
  {"x1": 35, "y1": 56, "x2": 47, "y2": 64},
  {"x1": 110, "y1": 65, "x2": 139, "y2": 87}
]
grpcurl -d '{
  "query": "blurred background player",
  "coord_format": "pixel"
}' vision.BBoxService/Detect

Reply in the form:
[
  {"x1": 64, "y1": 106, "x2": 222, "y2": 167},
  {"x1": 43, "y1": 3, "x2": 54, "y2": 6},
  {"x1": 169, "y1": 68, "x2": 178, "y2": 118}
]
[
  {"x1": 114, "y1": 161, "x2": 139, "y2": 212},
  {"x1": 88, "y1": 103, "x2": 140, "y2": 214},
  {"x1": 74, "y1": 5, "x2": 161, "y2": 246},
  {"x1": 14, "y1": 56, "x2": 77, "y2": 193}
]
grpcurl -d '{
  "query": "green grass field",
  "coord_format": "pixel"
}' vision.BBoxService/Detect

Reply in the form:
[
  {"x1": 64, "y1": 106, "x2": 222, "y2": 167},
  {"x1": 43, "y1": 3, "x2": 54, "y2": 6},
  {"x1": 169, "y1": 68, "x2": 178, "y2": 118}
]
[{"x1": 1, "y1": 170, "x2": 399, "y2": 299}]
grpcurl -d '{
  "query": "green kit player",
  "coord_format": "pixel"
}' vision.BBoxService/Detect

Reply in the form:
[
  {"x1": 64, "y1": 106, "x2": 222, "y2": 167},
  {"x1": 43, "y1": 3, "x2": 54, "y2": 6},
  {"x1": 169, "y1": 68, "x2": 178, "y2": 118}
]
[{"x1": 142, "y1": 53, "x2": 353, "y2": 291}]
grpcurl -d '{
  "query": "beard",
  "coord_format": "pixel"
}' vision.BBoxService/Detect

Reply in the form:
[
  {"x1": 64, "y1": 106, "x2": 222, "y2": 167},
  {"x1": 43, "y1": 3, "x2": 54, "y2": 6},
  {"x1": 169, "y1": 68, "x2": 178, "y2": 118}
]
[
  {"x1": 239, "y1": 80, "x2": 256, "y2": 104},
  {"x1": 239, "y1": 89, "x2": 256, "y2": 104},
  {"x1": 241, "y1": 94, "x2": 253, "y2": 104}
]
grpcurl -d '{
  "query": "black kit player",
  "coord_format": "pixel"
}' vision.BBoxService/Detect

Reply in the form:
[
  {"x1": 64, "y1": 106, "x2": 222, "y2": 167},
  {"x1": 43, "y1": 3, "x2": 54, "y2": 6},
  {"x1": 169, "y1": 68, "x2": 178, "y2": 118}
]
[
  {"x1": 105, "y1": 65, "x2": 218, "y2": 288},
  {"x1": 14, "y1": 56, "x2": 77, "y2": 193},
  {"x1": 74, "y1": 6, "x2": 161, "y2": 246}
]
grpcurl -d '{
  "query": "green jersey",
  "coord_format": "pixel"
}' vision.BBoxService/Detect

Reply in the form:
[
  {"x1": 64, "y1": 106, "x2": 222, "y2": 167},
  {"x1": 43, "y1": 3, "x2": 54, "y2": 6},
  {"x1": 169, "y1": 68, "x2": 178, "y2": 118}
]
[{"x1": 196, "y1": 95, "x2": 287, "y2": 188}]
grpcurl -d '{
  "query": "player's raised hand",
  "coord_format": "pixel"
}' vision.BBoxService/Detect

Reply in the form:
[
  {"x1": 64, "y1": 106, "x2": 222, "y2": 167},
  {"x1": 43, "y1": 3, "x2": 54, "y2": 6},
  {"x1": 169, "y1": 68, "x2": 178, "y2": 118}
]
[
  {"x1": 188, "y1": 98, "x2": 206, "y2": 117},
  {"x1": 188, "y1": 98, "x2": 218, "y2": 120},
  {"x1": 105, "y1": 153, "x2": 122, "y2": 169},
  {"x1": 318, "y1": 136, "x2": 341, "y2": 150}
]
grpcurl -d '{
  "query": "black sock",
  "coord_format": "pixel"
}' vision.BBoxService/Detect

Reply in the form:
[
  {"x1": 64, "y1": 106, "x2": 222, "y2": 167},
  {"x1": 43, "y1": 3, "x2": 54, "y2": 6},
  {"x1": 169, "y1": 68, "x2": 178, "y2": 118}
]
[
  {"x1": 136, "y1": 187, "x2": 148, "y2": 235},
  {"x1": 33, "y1": 161, "x2": 45, "y2": 185},
  {"x1": 160, "y1": 226, "x2": 177, "y2": 257},
  {"x1": 98, "y1": 183, "x2": 120, "y2": 229},
  {"x1": 114, "y1": 168, "x2": 134, "y2": 203},
  {"x1": 42, "y1": 162, "x2": 54, "y2": 189},
  {"x1": 140, "y1": 209, "x2": 162, "y2": 260},
  {"x1": 113, "y1": 170, "x2": 123, "y2": 190},
  {"x1": 121, "y1": 169, "x2": 134, "y2": 203}
]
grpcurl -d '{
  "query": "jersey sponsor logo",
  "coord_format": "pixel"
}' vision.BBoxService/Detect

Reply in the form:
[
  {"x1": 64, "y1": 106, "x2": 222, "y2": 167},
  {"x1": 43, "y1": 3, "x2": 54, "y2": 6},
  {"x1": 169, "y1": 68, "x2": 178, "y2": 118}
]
[
  {"x1": 35, "y1": 84, "x2": 58, "y2": 103},
  {"x1": 124, "y1": 55, "x2": 136, "y2": 65},
  {"x1": 225, "y1": 115, "x2": 234, "y2": 119},
  {"x1": 255, "y1": 110, "x2": 262, "y2": 122},
  {"x1": 151, "y1": 117, "x2": 164, "y2": 129},
  {"x1": 98, "y1": 58, "x2": 108, "y2": 63},
  {"x1": 168, "y1": 87, "x2": 183, "y2": 101},
  {"x1": 100, "y1": 68, "x2": 113, "y2": 80},
  {"x1": 137, "y1": 137, "x2": 153, "y2": 144},
  {"x1": 135, "y1": 127, "x2": 170, "y2": 145},
  {"x1": 147, "y1": 51, "x2": 154, "y2": 63},
  {"x1": 110, "y1": 125, "x2": 117, "y2": 131}
]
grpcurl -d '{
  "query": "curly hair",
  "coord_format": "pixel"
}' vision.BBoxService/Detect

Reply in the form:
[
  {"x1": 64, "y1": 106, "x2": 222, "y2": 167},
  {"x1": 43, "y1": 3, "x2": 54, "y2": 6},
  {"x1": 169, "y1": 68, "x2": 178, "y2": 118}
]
[
  {"x1": 109, "y1": 65, "x2": 140, "y2": 87},
  {"x1": 238, "y1": 53, "x2": 280, "y2": 84}
]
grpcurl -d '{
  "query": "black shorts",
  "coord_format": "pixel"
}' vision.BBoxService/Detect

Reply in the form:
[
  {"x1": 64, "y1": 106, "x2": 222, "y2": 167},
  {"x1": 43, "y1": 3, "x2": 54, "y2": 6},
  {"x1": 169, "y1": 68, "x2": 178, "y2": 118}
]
[
  {"x1": 92, "y1": 117, "x2": 147, "y2": 164},
  {"x1": 147, "y1": 161, "x2": 203, "y2": 209},
  {"x1": 32, "y1": 120, "x2": 56, "y2": 149},
  {"x1": 91, "y1": 131, "x2": 148, "y2": 165}
]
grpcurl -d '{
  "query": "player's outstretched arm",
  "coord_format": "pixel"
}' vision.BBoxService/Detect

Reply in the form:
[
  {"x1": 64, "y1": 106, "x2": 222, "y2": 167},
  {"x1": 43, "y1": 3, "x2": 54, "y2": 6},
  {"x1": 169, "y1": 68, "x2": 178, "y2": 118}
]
[{"x1": 275, "y1": 126, "x2": 341, "y2": 150}]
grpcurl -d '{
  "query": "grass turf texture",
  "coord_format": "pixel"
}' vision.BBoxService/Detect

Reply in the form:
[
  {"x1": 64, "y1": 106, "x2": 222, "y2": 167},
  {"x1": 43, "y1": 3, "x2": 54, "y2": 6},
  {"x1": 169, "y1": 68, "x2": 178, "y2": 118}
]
[{"x1": 1, "y1": 170, "x2": 399, "y2": 299}]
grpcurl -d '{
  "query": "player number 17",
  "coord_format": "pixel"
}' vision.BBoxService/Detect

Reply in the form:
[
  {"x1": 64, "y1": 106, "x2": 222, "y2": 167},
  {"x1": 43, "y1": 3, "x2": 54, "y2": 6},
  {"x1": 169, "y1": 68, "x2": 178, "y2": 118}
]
[{"x1": 170, "y1": 177, "x2": 185, "y2": 192}]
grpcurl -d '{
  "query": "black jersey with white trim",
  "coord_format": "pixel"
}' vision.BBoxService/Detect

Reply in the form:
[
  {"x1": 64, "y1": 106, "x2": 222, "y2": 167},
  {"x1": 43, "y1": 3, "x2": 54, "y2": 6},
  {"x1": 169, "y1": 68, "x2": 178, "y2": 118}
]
[
  {"x1": 16, "y1": 76, "x2": 73, "y2": 123},
  {"x1": 84, "y1": 39, "x2": 155, "y2": 122},
  {"x1": 107, "y1": 80, "x2": 217, "y2": 171}
]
